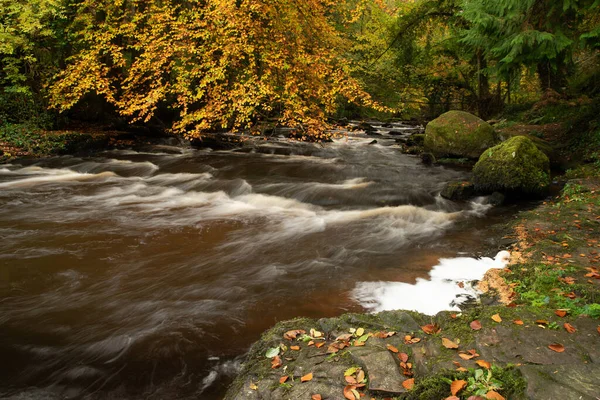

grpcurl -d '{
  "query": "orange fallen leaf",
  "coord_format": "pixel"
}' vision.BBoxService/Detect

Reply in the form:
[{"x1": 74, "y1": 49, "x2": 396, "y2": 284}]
[
  {"x1": 475, "y1": 360, "x2": 491, "y2": 369},
  {"x1": 456, "y1": 367, "x2": 468, "y2": 372},
  {"x1": 491, "y1": 314, "x2": 502, "y2": 323},
  {"x1": 458, "y1": 352, "x2": 475, "y2": 360},
  {"x1": 442, "y1": 337, "x2": 459, "y2": 349},
  {"x1": 283, "y1": 329, "x2": 306, "y2": 340},
  {"x1": 513, "y1": 320, "x2": 524, "y2": 325},
  {"x1": 554, "y1": 310, "x2": 567, "y2": 318},
  {"x1": 343, "y1": 385, "x2": 360, "y2": 400},
  {"x1": 402, "y1": 378, "x2": 414, "y2": 390},
  {"x1": 597, "y1": 326, "x2": 600, "y2": 335},
  {"x1": 311, "y1": 395, "x2": 322, "y2": 400},
  {"x1": 315, "y1": 342, "x2": 326, "y2": 348},
  {"x1": 345, "y1": 376, "x2": 357, "y2": 384},
  {"x1": 486, "y1": 390, "x2": 506, "y2": 400},
  {"x1": 548, "y1": 343, "x2": 565, "y2": 353},
  {"x1": 301, "y1": 373, "x2": 313, "y2": 382},
  {"x1": 535, "y1": 319, "x2": 549, "y2": 325},
  {"x1": 290, "y1": 346, "x2": 300, "y2": 351},
  {"x1": 564, "y1": 323, "x2": 576, "y2": 333},
  {"x1": 470, "y1": 320, "x2": 482, "y2": 330},
  {"x1": 386, "y1": 344, "x2": 399, "y2": 353},
  {"x1": 421, "y1": 324, "x2": 441, "y2": 334},
  {"x1": 450, "y1": 313, "x2": 457, "y2": 319},
  {"x1": 399, "y1": 353, "x2": 409, "y2": 363},
  {"x1": 271, "y1": 356, "x2": 282, "y2": 369},
  {"x1": 450, "y1": 379, "x2": 467, "y2": 396},
  {"x1": 279, "y1": 376, "x2": 289, "y2": 384}
]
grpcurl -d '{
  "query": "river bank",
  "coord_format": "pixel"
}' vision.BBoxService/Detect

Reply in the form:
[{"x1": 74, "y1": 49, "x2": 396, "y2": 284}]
[{"x1": 225, "y1": 168, "x2": 600, "y2": 400}]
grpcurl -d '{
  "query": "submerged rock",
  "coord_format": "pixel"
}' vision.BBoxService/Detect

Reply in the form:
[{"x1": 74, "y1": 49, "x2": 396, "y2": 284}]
[
  {"x1": 440, "y1": 181, "x2": 475, "y2": 201},
  {"x1": 424, "y1": 111, "x2": 499, "y2": 159},
  {"x1": 473, "y1": 136, "x2": 551, "y2": 197}
]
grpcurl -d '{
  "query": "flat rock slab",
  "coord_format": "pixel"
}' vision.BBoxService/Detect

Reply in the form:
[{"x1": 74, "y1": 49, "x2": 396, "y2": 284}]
[
  {"x1": 349, "y1": 346, "x2": 406, "y2": 395},
  {"x1": 520, "y1": 363, "x2": 600, "y2": 400},
  {"x1": 477, "y1": 320, "x2": 600, "y2": 365}
]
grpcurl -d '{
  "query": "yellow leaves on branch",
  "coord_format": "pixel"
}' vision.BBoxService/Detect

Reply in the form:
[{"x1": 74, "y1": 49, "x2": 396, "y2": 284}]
[{"x1": 50, "y1": 0, "x2": 383, "y2": 137}]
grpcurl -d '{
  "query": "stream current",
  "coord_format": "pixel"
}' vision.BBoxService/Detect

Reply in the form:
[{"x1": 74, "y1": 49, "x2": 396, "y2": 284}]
[{"x1": 0, "y1": 125, "x2": 516, "y2": 399}]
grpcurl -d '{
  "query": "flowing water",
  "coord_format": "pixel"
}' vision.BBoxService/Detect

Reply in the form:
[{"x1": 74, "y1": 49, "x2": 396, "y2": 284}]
[{"x1": 0, "y1": 125, "x2": 516, "y2": 399}]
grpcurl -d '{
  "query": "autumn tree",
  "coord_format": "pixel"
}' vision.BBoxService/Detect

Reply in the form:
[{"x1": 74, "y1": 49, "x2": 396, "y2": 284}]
[{"x1": 49, "y1": 0, "x2": 383, "y2": 138}]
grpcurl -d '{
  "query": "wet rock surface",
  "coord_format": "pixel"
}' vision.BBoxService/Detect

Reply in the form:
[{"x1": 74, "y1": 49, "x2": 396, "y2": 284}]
[{"x1": 225, "y1": 309, "x2": 600, "y2": 399}]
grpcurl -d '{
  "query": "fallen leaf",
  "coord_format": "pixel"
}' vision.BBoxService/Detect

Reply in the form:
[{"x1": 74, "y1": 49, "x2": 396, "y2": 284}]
[
  {"x1": 402, "y1": 378, "x2": 414, "y2": 390},
  {"x1": 450, "y1": 379, "x2": 467, "y2": 396},
  {"x1": 290, "y1": 346, "x2": 300, "y2": 351},
  {"x1": 336, "y1": 334, "x2": 353, "y2": 341},
  {"x1": 548, "y1": 343, "x2": 565, "y2": 353},
  {"x1": 283, "y1": 330, "x2": 305, "y2": 340},
  {"x1": 470, "y1": 320, "x2": 482, "y2": 331},
  {"x1": 459, "y1": 352, "x2": 475, "y2": 360},
  {"x1": 450, "y1": 313, "x2": 457, "y2": 319},
  {"x1": 421, "y1": 324, "x2": 441, "y2": 334},
  {"x1": 535, "y1": 319, "x2": 549, "y2": 325},
  {"x1": 357, "y1": 370, "x2": 365, "y2": 383},
  {"x1": 279, "y1": 376, "x2": 289, "y2": 384},
  {"x1": 386, "y1": 344, "x2": 399, "y2": 353},
  {"x1": 311, "y1": 395, "x2": 322, "y2": 400},
  {"x1": 344, "y1": 367, "x2": 359, "y2": 377},
  {"x1": 315, "y1": 342, "x2": 326, "y2": 348},
  {"x1": 467, "y1": 397, "x2": 486, "y2": 400},
  {"x1": 442, "y1": 337, "x2": 459, "y2": 349},
  {"x1": 475, "y1": 360, "x2": 491, "y2": 369},
  {"x1": 343, "y1": 385, "x2": 359, "y2": 400},
  {"x1": 301, "y1": 373, "x2": 313, "y2": 382},
  {"x1": 409, "y1": 337, "x2": 421, "y2": 344},
  {"x1": 249, "y1": 382, "x2": 258, "y2": 390},
  {"x1": 564, "y1": 323, "x2": 576, "y2": 333},
  {"x1": 486, "y1": 390, "x2": 505, "y2": 400},
  {"x1": 513, "y1": 320, "x2": 524, "y2": 325},
  {"x1": 271, "y1": 356, "x2": 282, "y2": 369},
  {"x1": 597, "y1": 326, "x2": 600, "y2": 335},
  {"x1": 310, "y1": 329, "x2": 323, "y2": 338},
  {"x1": 491, "y1": 314, "x2": 502, "y2": 323},
  {"x1": 445, "y1": 397, "x2": 460, "y2": 400},
  {"x1": 399, "y1": 352, "x2": 409, "y2": 363},
  {"x1": 265, "y1": 347, "x2": 280, "y2": 358},
  {"x1": 555, "y1": 310, "x2": 567, "y2": 318},
  {"x1": 456, "y1": 367, "x2": 468, "y2": 372},
  {"x1": 345, "y1": 376, "x2": 357, "y2": 384},
  {"x1": 355, "y1": 327, "x2": 365, "y2": 337}
]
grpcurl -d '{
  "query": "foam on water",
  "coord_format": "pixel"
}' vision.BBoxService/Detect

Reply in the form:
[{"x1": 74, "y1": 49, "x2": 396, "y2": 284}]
[{"x1": 353, "y1": 251, "x2": 511, "y2": 315}]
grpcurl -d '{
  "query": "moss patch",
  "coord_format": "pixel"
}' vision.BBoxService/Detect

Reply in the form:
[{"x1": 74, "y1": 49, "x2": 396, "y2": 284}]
[
  {"x1": 473, "y1": 135, "x2": 551, "y2": 196},
  {"x1": 424, "y1": 111, "x2": 499, "y2": 159}
]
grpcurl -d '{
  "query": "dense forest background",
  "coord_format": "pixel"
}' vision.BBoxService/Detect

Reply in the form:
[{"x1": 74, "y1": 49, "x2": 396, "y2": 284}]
[{"x1": 1, "y1": 0, "x2": 599, "y2": 138}]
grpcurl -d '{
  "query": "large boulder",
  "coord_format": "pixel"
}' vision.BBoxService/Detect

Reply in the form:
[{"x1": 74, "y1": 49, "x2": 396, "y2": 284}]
[
  {"x1": 473, "y1": 136, "x2": 551, "y2": 196},
  {"x1": 424, "y1": 111, "x2": 498, "y2": 159}
]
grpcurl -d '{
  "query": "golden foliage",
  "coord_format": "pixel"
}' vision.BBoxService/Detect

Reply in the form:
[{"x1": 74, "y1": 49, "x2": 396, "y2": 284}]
[{"x1": 50, "y1": 0, "x2": 382, "y2": 137}]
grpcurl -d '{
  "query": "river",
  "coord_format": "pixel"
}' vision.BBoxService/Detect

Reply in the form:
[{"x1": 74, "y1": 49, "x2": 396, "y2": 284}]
[{"x1": 0, "y1": 124, "x2": 517, "y2": 399}]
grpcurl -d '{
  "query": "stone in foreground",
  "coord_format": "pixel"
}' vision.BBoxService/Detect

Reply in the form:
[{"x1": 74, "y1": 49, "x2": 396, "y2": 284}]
[{"x1": 473, "y1": 135, "x2": 551, "y2": 196}]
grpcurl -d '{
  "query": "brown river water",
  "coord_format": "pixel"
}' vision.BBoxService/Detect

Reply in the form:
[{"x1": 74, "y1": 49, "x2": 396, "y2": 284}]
[{"x1": 0, "y1": 125, "x2": 519, "y2": 399}]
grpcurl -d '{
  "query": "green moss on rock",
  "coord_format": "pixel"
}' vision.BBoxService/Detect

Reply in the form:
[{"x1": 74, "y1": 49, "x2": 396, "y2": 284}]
[
  {"x1": 424, "y1": 111, "x2": 499, "y2": 159},
  {"x1": 473, "y1": 135, "x2": 551, "y2": 196}
]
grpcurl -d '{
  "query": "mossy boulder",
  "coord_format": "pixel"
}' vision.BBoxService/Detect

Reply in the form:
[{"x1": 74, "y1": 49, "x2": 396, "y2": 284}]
[
  {"x1": 473, "y1": 136, "x2": 551, "y2": 196},
  {"x1": 424, "y1": 111, "x2": 499, "y2": 159}
]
